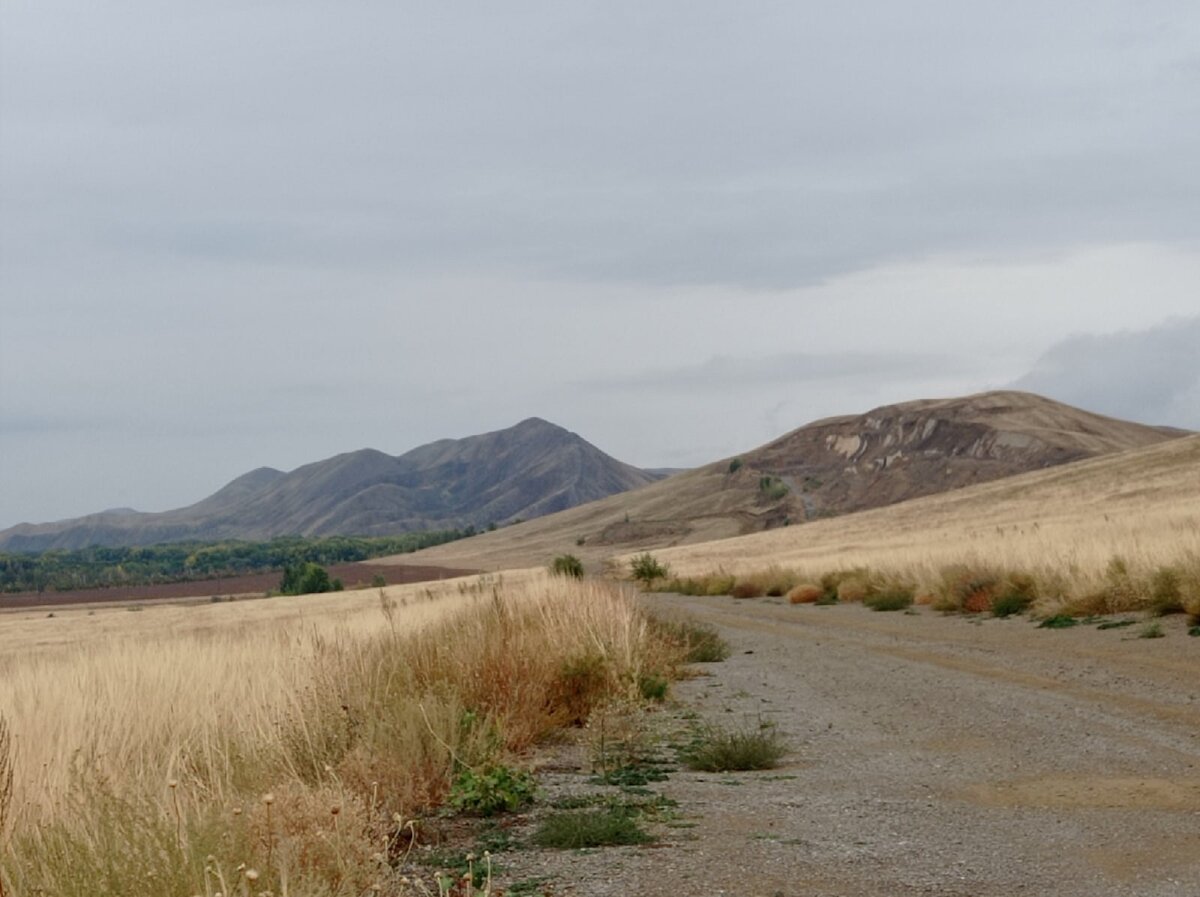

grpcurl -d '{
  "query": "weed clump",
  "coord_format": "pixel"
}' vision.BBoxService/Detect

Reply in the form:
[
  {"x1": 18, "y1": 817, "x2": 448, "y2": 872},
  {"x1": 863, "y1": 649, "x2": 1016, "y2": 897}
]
[
  {"x1": 647, "y1": 617, "x2": 730, "y2": 663},
  {"x1": 448, "y1": 765, "x2": 536, "y2": 816},
  {"x1": 532, "y1": 807, "x2": 651, "y2": 849},
  {"x1": 680, "y1": 722, "x2": 787, "y2": 772}
]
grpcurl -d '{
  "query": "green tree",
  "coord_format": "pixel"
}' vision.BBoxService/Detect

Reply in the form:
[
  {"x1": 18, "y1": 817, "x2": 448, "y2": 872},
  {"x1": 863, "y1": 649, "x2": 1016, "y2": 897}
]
[{"x1": 280, "y1": 562, "x2": 334, "y2": 595}]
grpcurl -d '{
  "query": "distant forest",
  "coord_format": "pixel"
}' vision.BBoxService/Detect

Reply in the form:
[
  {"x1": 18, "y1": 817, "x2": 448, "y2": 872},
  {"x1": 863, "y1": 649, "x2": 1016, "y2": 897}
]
[{"x1": 0, "y1": 530, "x2": 473, "y2": 594}]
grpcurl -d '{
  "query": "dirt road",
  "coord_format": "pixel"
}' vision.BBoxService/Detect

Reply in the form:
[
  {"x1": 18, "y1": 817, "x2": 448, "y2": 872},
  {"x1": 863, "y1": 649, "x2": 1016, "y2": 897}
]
[{"x1": 506, "y1": 595, "x2": 1200, "y2": 896}]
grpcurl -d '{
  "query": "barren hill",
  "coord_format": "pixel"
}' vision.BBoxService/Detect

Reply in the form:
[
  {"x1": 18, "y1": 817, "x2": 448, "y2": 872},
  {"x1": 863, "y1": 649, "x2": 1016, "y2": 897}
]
[
  {"x1": 390, "y1": 391, "x2": 1186, "y2": 571},
  {"x1": 0, "y1": 419, "x2": 660, "y2": 551}
]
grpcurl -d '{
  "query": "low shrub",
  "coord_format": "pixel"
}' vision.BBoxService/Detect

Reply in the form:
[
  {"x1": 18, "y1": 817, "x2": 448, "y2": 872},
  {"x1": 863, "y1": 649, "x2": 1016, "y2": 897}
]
[
  {"x1": 1138, "y1": 621, "x2": 1165, "y2": 640},
  {"x1": 787, "y1": 583, "x2": 823, "y2": 604},
  {"x1": 630, "y1": 553, "x2": 668, "y2": 586},
  {"x1": 730, "y1": 581, "x2": 764, "y2": 599},
  {"x1": 863, "y1": 587, "x2": 914, "y2": 612},
  {"x1": 680, "y1": 722, "x2": 787, "y2": 772},
  {"x1": 1149, "y1": 566, "x2": 1185, "y2": 615},
  {"x1": 646, "y1": 617, "x2": 730, "y2": 663},
  {"x1": 448, "y1": 764, "x2": 536, "y2": 816},
  {"x1": 550, "y1": 554, "x2": 585, "y2": 579}
]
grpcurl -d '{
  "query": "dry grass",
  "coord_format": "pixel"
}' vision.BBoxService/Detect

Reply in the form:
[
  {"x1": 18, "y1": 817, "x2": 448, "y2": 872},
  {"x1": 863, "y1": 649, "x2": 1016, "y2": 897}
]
[
  {"x1": 627, "y1": 436, "x2": 1200, "y2": 615},
  {"x1": 0, "y1": 571, "x2": 681, "y2": 896}
]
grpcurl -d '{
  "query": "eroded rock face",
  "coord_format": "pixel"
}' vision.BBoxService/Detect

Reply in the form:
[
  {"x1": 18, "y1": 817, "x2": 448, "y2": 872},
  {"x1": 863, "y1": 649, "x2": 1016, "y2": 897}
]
[{"x1": 743, "y1": 390, "x2": 1183, "y2": 519}]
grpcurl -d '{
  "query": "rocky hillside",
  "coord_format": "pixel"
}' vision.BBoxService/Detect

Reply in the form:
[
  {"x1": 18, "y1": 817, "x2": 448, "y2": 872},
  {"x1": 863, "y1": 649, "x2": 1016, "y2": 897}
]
[
  {"x1": 0, "y1": 419, "x2": 662, "y2": 551},
  {"x1": 393, "y1": 391, "x2": 1188, "y2": 571},
  {"x1": 743, "y1": 390, "x2": 1185, "y2": 519}
]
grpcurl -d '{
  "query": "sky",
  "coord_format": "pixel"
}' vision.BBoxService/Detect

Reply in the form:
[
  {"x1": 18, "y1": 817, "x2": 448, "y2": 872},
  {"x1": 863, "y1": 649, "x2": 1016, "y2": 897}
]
[{"x1": 1, "y1": 1, "x2": 1198, "y2": 528}]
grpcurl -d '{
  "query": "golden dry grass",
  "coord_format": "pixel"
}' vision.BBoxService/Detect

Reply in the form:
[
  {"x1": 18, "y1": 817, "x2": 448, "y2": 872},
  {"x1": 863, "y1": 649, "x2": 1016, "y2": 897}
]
[
  {"x1": 0, "y1": 569, "x2": 679, "y2": 896},
  {"x1": 625, "y1": 436, "x2": 1200, "y2": 612}
]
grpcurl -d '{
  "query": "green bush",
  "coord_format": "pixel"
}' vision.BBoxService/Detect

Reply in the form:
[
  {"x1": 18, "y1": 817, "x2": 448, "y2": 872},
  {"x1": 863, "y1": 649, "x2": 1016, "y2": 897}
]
[
  {"x1": 630, "y1": 553, "x2": 668, "y2": 585},
  {"x1": 279, "y1": 561, "x2": 336, "y2": 595},
  {"x1": 448, "y1": 764, "x2": 536, "y2": 816},
  {"x1": 550, "y1": 554, "x2": 585, "y2": 579},
  {"x1": 728, "y1": 458, "x2": 743, "y2": 473}
]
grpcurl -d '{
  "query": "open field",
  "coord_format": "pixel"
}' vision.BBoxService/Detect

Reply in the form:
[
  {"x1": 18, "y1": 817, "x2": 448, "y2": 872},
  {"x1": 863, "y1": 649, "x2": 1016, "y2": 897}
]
[
  {"x1": 0, "y1": 562, "x2": 476, "y2": 610},
  {"x1": 625, "y1": 434, "x2": 1200, "y2": 610},
  {"x1": 0, "y1": 569, "x2": 681, "y2": 896}
]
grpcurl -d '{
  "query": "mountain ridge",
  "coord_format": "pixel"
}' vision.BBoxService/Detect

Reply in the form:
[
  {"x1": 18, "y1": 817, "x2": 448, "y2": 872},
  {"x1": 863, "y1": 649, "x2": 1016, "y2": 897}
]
[
  {"x1": 391, "y1": 390, "x2": 1190, "y2": 571},
  {"x1": 0, "y1": 420, "x2": 662, "y2": 551}
]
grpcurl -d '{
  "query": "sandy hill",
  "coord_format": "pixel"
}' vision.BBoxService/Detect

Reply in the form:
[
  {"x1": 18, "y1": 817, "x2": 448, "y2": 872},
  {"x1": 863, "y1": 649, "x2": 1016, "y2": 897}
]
[
  {"x1": 0, "y1": 419, "x2": 661, "y2": 551},
  {"x1": 388, "y1": 391, "x2": 1186, "y2": 571}
]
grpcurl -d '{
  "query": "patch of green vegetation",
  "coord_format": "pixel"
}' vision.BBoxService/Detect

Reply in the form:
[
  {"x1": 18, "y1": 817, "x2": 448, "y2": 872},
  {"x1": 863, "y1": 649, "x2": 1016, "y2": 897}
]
[
  {"x1": 590, "y1": 761, "x2": 672, "y2": 791},
  {"x1": 728, "y1": 458, "x2": 743, "y2": 473},
  {"x1": 758, "y1": 475, "x2": 790, "y2": 501},
  {"x1": 679, "y1": 722, "x2": 787, "y2": 772},
  {"x1": 507, "y1": 876, "x2": 555, "y2": 896},
  {"x1": 630, "y1": 553, "x2": 668, "y2": 586},
  {"x1": 0, "y1": 531, "x2": 474, "y2": 594},
  {"x1": 1096, "y1": 618, "x2": 1137, "y2": 630},
  {"x1": 1038, "y1": 614, "x2": 1079, "y2": 629},
  {"x1": 991, "y1": 591, "x2": 1034, "y2": 618},
  {"x1": 1138, "y1": 621, "x2": 1165, "y2": 639},
  {"x1": 637, "y1": 673, "x2": 669, "y2": 702},
  {"x1": 531, "y1": 807, "x2": 652, "y2": 849},
  {"x1": 863, "y1": 588, "x2": 914, "y2": 612},
  {"x1": 549, "y1": 554, "x2": 584, "y2": 579},
  {"x1": 1188, "y1": 626, "x2": 1200, "y2": 637},
  {"x1": 448, "y1": 765, "x2": 536, "y2": 817}
]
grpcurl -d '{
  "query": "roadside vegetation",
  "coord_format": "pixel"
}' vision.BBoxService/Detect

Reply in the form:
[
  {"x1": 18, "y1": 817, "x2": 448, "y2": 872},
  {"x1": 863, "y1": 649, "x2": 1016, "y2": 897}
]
[
  {"x1": 637, "y1": 552, "x2": 1200, "y2": 624},
  {"x1": 0, "y1": 531, "x2": 475, "y2": 595},
  {"x1": 0, "y1": 575, "x2": 689, "y2": 896}
]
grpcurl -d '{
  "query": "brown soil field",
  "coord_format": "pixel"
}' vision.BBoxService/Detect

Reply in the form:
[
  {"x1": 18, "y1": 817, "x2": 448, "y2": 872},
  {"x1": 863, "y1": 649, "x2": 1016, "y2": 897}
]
[{"x1": 0, "y1": 562, "x2": 477, "y2": 610}]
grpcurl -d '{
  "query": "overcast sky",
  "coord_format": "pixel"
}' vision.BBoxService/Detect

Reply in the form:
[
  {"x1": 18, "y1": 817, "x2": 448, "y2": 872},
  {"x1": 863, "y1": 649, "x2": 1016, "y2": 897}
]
[{"x1": 2, "y1": 1, "x2": 1198, "y2": 528}]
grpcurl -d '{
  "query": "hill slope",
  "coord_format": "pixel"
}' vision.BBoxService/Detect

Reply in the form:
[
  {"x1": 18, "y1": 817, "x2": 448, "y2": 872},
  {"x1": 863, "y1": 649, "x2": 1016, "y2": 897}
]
[
  {"x1": 0, "y1": 419, "x2": 660, "y2": 551},
  {"x1": 641, "y1": 431, "x2": 1200, "y2": 583},
  {"x1": 391, "y1": 391, "x2": 1187, "y2": 571}
]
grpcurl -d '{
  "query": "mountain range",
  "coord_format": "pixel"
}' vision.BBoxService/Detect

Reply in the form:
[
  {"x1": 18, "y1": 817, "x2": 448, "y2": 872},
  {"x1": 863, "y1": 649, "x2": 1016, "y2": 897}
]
[
  {"x1": 0, "y1": 418, "x2": 662, "y2": 551},
  {"x1": 395, "y1": 390, "x2": 1189, "y2": 571}
]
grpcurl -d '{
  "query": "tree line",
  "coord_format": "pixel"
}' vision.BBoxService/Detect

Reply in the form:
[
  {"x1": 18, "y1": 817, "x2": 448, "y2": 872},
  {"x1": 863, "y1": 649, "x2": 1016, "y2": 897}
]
[{"x1": 0, "y1": 530, "x2": 474, "y2": 594}]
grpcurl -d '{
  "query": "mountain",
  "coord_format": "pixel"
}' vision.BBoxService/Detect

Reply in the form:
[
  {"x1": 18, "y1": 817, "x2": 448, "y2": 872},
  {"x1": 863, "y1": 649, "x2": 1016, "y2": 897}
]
[
  {"x1": 0, "y1": 419, "x2": 661, "y2": 551},
  {"x1": 390, "y1": 391, "x2": 1189, "y2": 571}
]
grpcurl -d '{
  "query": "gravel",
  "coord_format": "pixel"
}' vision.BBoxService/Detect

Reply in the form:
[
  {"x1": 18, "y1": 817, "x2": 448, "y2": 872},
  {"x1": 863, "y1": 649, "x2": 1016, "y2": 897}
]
[{"x1": 490, "y1": 596, "x2": 1200, "y2": 896}]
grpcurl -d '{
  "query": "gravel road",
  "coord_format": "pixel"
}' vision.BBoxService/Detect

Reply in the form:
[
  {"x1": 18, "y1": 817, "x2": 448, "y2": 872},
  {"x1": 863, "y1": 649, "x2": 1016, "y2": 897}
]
[{"x1": 500, "y1": 595, "x2": 1200, "y2": 897}]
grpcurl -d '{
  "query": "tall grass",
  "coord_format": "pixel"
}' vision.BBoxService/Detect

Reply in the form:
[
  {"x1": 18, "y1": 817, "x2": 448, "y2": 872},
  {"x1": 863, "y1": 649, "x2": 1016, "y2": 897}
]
[{"x1": 0, "y1": 575, "x2": 681, "y2": 896}]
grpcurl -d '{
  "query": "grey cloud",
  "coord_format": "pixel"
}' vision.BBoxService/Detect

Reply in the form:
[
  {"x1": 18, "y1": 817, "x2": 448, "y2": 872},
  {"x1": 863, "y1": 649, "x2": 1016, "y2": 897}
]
[{"x1": 1011, "y1": 317, "x2": 1200, "y2": 429}]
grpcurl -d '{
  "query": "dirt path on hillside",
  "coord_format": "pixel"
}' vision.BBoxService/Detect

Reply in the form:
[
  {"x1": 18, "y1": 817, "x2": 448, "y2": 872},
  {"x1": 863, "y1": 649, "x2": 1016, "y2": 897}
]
[{"x1": 492, "y1": 595, "x2": 1200, "y2": 897}]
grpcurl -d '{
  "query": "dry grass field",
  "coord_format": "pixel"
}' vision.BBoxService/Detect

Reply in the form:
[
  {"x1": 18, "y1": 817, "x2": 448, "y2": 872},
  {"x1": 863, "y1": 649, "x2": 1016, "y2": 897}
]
[
  {"x1": 626, "y1": 434, "x2": 1200, "y2": 615},
  {"x1": 0, "y1": 570, "x2": 682, "y2": 896}
]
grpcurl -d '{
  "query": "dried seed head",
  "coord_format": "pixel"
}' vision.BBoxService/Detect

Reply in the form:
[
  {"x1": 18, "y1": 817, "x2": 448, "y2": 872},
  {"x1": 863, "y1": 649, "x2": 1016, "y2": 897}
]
[
  {"x1": 168, "y1": 779, "x2": 178, "y2": 789},
  {"x1": 330, "y1": 805, "x2": 340, "y2": 816},
  {"x1": 263, "y1": 793, "x2": 275, "y2": 805},
  {"x1": 244, "y1": 869, "x2": 259, "y2": 882}
]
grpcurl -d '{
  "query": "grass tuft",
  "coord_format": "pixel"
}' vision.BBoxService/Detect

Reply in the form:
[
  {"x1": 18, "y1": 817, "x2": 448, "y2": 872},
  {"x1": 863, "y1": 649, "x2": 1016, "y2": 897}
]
[
  {"x1": 680, "y1": 722, "x2": 788, "y2": 772},
  {"x1": 531, "y1": 807, "x2": 651, "y2": 849}
]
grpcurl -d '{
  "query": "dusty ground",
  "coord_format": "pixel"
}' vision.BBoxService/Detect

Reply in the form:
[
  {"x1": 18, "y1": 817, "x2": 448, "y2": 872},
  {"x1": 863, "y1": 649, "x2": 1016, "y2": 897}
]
[{"x1": 476, "y1": 595, "x2": 1200, "y2": 896}]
